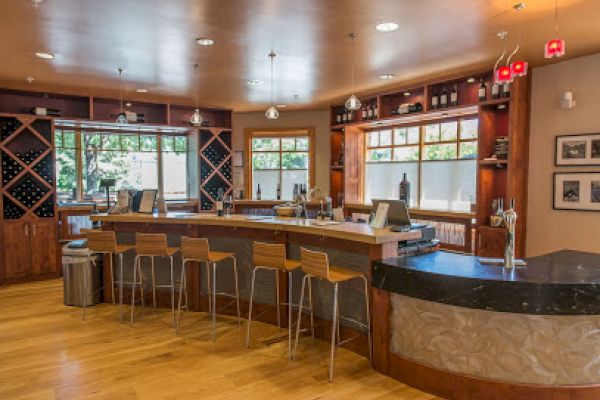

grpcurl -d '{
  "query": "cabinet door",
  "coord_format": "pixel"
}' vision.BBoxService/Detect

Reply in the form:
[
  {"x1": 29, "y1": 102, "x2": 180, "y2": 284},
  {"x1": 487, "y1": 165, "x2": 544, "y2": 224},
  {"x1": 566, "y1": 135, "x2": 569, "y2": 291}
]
[
  {"x1": 29, "y1": 220, "x2": 58, "y2": 276},
  {"x1": 2, "y1": 221, "x2": 31, "y2": 280},
  {"x1": 476, "y1": 226, "x2": 506, "y2": 257}
]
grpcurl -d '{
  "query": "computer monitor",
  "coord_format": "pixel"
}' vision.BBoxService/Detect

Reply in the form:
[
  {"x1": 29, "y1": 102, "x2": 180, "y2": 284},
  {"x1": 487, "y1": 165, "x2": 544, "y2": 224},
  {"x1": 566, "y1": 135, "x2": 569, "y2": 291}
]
[{"x1": 371, "y1": 199, "x2": 411, "y2": 227}]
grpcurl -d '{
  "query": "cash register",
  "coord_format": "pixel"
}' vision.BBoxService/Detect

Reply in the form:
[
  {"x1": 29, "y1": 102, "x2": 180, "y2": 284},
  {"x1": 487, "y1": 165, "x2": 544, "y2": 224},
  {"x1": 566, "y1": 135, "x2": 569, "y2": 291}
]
[{"x1": 371, "y1": 199, "x2": 439, "y2": 255}]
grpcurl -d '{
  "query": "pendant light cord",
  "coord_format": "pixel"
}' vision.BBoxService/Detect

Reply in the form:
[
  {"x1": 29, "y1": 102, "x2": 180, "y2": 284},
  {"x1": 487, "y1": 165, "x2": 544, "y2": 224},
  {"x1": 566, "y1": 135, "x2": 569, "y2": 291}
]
[
  {"x1": 554, "y1": 0, "x2": 559, "y2": 37},
  {"x1": 118, "y1": 68, "x2": 124, "y2": 114},
  {"x1": 269, "y1": 52, "x2": 275, "y2": 106},
  {"x1": 350, "y1": 32, "x2": 357, "y2": 93},
  {"x1": 194, "y1": 62, "x2": 199, "y2": 109}
]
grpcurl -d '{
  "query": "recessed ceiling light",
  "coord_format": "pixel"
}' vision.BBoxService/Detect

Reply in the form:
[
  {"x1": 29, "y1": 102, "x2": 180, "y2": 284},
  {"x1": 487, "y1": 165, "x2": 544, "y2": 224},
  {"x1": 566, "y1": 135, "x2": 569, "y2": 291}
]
[
  {"x1": 376, "y1": 22, "x2": 399, "y2": 32},
  {"x1": 136, "y1": 88, "x2": 149, "y2": 93},
  {"x1": 466, "y1": 77, "x2": 476, "y2": 83},
  {"x1": 26, "y1": 76, "x2": 35, "y2": 83},
  {"x1": 404, "y1": 91, "x2": 411, "y2": 96},
  {"x1": 379, "y1": 73, "x2": 395, "y2": 80},
  {"x1": 247, "y1": 79, "x2": 263, "y2": 86},
  {"x1": 196, "y1": 37, "x2": 215, "y2": 46},
  {"x1": 35, "y1": 52, "x2": 54, "y2": 59}
]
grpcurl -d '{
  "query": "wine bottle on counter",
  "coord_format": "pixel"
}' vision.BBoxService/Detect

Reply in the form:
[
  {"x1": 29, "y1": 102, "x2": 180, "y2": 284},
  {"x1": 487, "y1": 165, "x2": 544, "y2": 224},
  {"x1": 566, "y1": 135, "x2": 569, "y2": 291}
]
[
  {"x1": 450, "y1": 84, "x2": 458, "y2": 107},
  {"x1": 431, "y1": 90, "x2": 439, "y2": 109},
  {"x1": 502, "y1": 81, "x2": 511, "y2": 98},
  {"x1": 399, "y1": 173, "x2": 410, "y2": 205},
  {"x1": 256, "y1": 184, "x2": 261, "y2": 200},
  {"x1": 216, "y1": 188, "x2": 224, "y2": 216},
  {"x1": 276, "y1": 183, "x2": 281, "y2": 200},
  {"x1": 31, "y1": 107, "x2": 60, "y2": 117},
  {"x1": 478, "y1": 78, "x2": 487, "y2": 101},
  {"x1": 491, "y1": 82, "x2": 500, "y2": 99},
  {"x1": 439, "y1": 87, "x2": 448, "y2": 108}
]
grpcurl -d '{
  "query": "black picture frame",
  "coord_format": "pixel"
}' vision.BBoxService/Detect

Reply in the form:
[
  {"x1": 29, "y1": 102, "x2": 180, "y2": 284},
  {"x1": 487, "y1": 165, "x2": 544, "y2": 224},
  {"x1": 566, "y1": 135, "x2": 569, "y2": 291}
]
[
  {"x1": 553, "y1": 172, "x2": 600, "y2": 211},
  {"x1": 555, "y1": 133, "x2": 600, "y2": 166},
  {"x1": 138, "y1": 189, "x2": 158, "y2": 214}
]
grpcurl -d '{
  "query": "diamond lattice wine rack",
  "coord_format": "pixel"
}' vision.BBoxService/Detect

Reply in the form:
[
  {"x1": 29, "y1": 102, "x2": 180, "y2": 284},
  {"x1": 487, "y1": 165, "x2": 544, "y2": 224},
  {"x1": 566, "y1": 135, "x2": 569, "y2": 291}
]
[
  {"x1": 0, "y1": 115, "x2": 56, "y2": 220},
  {"x1": 199, "y1": 128, "x2": 232, "y2": 210}
]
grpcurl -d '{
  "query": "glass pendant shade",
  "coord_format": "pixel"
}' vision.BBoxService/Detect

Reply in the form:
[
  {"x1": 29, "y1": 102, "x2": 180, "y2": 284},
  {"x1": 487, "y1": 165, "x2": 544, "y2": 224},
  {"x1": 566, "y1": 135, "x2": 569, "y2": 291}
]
[
  {"x1": 345, "y1": 94, "x2": 362, "y2": 111},
  {"x1": 189, "y1": 109, "x2": 203, "y2": 126},
  {"x1": 116, "y1": 112, "x2": 127, "y2": 124},
  {"x1": 510, "y1": 60, "x2": 528, "y2": 78},
  {"x1": 495, "y1": 66, "x2": 513, "y2": 84},
  {"x1": 545, "y1": 39, "x2": 565, "y2": 58},
  {"x1": 265, "y1": 105, "x2": 279, "y2": 120}
]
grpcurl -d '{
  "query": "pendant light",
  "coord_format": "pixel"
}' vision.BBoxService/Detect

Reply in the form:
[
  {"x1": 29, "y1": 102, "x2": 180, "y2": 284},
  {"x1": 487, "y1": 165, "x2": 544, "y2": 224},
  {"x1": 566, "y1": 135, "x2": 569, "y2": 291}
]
[
  {"x1": 265, "y1": 51, "x2": 279, "y2": 120},
  {"x1": 189, "y1": 62, "x2": 203, "y2": 126},
  {"x1": 494, "y1": 31, "x2": 511, "y2": 85},
  {"x1": 545, "y1": 0, "x2": 565, "y2": 58},
  {"x1": 344, "y1": 32, "x2": 361, "y2": 111},
  {"x1": 116, "y1": 68, "x2": 127, "y2": 124},
  {"x1": 508, "y1": 2, "x2": 528, "y2": 79}
]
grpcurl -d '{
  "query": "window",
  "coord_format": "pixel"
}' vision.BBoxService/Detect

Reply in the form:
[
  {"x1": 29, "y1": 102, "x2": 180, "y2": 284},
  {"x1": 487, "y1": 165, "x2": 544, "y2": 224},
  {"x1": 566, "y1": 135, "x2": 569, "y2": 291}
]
[
  {"x1": 246, "y1": 129, "x2": 314, "y2": 200},
  {"x1": 364, "y1": 117, "x2": 478, "y2": 211},
  {"x1": 54, "y1": 128, "x2": 189, "y2": 203}
]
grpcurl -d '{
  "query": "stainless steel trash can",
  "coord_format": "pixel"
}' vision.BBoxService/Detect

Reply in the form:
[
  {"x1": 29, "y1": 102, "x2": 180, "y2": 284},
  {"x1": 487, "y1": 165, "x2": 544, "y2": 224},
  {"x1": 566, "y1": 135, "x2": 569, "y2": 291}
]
[{"x1": 62, "y1": 245, "x2": 101, "y2": 307}]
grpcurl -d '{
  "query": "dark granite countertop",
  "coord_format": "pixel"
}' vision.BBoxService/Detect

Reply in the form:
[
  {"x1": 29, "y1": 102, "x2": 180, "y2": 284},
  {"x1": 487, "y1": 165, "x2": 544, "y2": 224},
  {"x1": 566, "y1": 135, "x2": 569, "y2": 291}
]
[{"x1": 372, "y1": 250, "x2": 600, "y2": 315}]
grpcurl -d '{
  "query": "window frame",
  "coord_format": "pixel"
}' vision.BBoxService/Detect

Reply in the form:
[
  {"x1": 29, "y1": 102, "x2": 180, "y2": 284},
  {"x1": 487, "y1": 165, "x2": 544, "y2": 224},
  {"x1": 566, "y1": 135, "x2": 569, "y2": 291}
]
[
  {"x1": 244, "y1": 127, "x2": 315, "y2": 200},
  {"x1": 55, "y1": 128, "x2": 190, "y2": 203},
  {"x1": 364, "y1": 115, "x2": 479, "y2": 209}
]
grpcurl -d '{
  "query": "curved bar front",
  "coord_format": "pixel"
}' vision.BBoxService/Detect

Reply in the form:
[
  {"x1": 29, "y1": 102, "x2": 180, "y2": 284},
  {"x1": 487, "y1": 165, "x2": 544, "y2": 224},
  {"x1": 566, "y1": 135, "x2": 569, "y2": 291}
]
[{"x1": 371, "y1": 250, "x2": 600, "y2": 400}]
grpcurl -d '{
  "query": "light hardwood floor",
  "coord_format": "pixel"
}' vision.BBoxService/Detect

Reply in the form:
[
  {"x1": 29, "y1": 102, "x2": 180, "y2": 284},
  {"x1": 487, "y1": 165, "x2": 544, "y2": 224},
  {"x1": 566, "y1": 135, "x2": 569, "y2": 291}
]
[{"x1": 0, "y1": 279, "x2": 442, "y2": 400}]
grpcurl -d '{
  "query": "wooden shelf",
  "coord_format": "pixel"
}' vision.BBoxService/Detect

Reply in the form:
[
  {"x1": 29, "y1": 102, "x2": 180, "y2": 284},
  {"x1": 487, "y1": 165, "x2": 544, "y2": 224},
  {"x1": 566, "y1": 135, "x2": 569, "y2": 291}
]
[{"x1": 479, "y1": 159, "x2": 508, "y2": 166}]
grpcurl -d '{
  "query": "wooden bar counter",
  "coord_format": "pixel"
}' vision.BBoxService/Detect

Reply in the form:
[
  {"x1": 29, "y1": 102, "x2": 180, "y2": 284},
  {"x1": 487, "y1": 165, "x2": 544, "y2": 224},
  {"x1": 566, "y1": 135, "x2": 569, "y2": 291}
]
[{"x1": 90, "y1": 212, "x2": 420, "y2": 355}]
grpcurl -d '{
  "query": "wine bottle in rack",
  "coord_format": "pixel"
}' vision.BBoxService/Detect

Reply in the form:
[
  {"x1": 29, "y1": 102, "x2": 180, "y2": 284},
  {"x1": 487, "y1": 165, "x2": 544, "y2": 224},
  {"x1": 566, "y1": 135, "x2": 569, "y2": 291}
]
[
  {"x1": 450, "y1": 84, "x2": 458, "y2": 107},
  {"x1": 439, "y1": 87, "x2": 448, "y2": 108},
  {"x1": 431, "y1": 90, "x2": 439, "y2": 109},
  {"x1": 478, "y1": 78, "x2": 487, "y2": 101}
]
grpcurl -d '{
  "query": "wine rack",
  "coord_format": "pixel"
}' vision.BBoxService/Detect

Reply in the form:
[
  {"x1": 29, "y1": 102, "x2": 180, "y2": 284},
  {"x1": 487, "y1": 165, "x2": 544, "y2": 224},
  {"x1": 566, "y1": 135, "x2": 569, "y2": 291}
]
[
  {"x1": 0, "y1": 115, "x2": 56, "y2": 220},
  {"x1": 199, "y1": 128, "x2": 232, "y2": 210}
]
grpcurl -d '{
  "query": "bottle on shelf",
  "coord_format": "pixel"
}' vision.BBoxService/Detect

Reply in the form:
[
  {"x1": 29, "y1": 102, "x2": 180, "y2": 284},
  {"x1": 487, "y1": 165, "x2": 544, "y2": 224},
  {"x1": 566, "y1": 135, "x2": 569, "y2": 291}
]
[
  {"x1": 276, "y1": 183, "x2": 281, "y2": 200},
  {"x1": 336, "y1": 112, "x2": 342, "y2": 125},
  {"x1": 346, "y1": 110, "x2": 353, "y2": 123},
  {"x1": 361, "y1": 106, "x2": 367, "y2": 121},
  {"x1": 373, "y1": 102, "x2": 378, "y2": 119},
  {"x1": 256, "y1": 184, "x2": 261, "y2": 200},
  {"x1": 216, "y1": 187, "x2": 224, "y2": 217},
  {"x1": 502, "y1": 81, "x2": 511, "y2": 98},
  {"x1": 399, "y1": 173, "x2": 410, "y2": 205},
  {"x1": 439, "y1": 87, "x2": 448, "y2": 108},
  {"x1": 367, "y1": 103, "x2": 374, "y2": 120},
  {"x1": 450, "y1": 84, "x2": 458, "y2": 107},
  {"x1": 431, "y1": 90, "x2": 439, "y2": 109},
  {"x1": 31, "y1": 107, "x2": 60, "y2": 117},
  {"x1": 478, "y1": 78, "x2": 487, "y2": 102},
  {"x1": 491, "y1": 82, "x2": 500, "y2": 99}
]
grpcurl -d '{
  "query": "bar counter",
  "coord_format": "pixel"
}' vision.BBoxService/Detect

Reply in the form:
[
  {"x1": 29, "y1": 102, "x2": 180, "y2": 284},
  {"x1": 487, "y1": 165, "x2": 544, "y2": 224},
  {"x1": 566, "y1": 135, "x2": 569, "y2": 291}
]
[
  {"x1": 371, "y1": 250, "x2": 600, "y2": 400},
  {"x1": 90, "y1": 212, "x2": 420, "y2": 355}
]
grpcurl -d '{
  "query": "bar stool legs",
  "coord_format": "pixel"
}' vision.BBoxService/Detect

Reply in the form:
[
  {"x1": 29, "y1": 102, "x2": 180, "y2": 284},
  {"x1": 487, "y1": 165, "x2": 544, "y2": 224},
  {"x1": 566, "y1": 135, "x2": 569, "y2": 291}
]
[{"x1": 132, "y1": 255, "x2": 177, "y2": 326}]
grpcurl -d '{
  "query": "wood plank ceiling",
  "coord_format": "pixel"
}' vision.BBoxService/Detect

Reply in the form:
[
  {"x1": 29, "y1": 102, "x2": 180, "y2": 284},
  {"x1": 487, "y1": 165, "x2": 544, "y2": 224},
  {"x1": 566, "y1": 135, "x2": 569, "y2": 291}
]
[{"x1": 0, "y1": 0, "x2": 598, "y2": 111}]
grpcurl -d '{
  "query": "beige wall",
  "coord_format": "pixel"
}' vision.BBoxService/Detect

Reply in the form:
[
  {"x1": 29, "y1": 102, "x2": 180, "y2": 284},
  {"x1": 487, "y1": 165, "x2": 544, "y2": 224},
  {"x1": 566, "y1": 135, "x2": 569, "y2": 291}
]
[
  {"x1": 527, "y1": 53, "x2": 600, "y2": 256},
  {"x1": 232, "y1": 110, "x2": 331, "y2": 195}
]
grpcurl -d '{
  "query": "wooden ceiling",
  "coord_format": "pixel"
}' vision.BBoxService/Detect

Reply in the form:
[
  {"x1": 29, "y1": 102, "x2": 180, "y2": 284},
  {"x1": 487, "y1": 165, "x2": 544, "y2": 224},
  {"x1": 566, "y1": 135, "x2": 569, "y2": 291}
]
[{"x1": 0, "y1": 0, "x2": 599, "y2": 112}]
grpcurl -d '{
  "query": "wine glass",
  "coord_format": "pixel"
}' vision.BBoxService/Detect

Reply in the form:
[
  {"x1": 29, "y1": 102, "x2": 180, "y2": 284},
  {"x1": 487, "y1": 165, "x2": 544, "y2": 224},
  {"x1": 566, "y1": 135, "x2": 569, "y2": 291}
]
[{"x1": 224, "y1": 194, "x2": 233, "y2": 216}]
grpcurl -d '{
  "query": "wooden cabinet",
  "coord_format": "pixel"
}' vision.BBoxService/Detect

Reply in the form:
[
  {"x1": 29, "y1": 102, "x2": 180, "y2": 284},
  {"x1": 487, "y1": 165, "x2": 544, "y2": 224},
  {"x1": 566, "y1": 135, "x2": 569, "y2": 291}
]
[
  {"x1": 0, "y1": 115, "x2": 59, "y2": 283},
  {"x1": 476, "y1": 226, "x2": 506, "y2": 258}
]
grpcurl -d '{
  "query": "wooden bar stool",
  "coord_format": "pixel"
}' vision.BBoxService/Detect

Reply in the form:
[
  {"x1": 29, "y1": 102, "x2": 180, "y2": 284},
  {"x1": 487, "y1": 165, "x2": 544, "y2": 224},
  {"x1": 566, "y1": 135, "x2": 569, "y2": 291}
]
[
  {"x1": 131, "y1": 233, "x2": 179, "y2": 327},
  {"x1": 293, "y1": 247, "x2": 372, "y2": 383},
  {"x1": 176, "y1": 237, "x2": 240, "y2": 341},
  {"x1": 85, "y1": 230, "x2": 134, "y2": 321},
  {"x1": 245, "y1": 241, "x2": 314, "y2": 358}
]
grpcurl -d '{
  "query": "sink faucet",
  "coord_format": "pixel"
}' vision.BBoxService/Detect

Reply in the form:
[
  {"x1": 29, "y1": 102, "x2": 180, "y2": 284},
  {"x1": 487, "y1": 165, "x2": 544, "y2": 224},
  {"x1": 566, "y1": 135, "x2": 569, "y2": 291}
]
[{"x1": 502, "y1": 198, "x2": 517, "y2": 269}]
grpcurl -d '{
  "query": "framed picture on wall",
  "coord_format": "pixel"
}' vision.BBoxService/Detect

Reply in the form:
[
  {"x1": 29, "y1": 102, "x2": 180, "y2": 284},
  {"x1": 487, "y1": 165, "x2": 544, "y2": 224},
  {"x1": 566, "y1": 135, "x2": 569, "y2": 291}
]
[
  {"x1": 555, "y1": 133, "x2": 600, "y2": 166},
  {"x1": 553, "y1": 172, "x2": 600, "y2": 211}
]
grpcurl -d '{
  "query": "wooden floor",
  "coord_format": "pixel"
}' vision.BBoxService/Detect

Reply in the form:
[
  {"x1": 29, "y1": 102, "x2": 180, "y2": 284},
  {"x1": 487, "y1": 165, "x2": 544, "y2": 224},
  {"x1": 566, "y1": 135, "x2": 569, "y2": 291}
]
[{"x1": 0, "y1": 279, "x2": 442, "y2": 400}]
